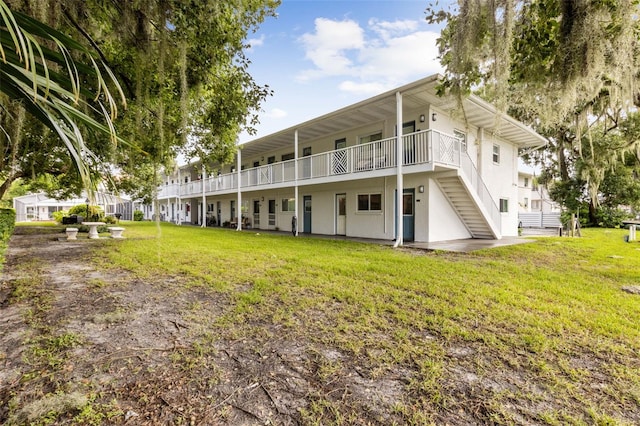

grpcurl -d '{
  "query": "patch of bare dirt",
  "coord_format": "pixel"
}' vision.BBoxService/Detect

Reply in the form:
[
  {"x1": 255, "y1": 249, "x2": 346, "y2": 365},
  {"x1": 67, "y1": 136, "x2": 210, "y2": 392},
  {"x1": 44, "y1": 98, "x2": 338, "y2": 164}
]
[{"x1": 0, "y1": 228, "x2": 415, "y2": 425}]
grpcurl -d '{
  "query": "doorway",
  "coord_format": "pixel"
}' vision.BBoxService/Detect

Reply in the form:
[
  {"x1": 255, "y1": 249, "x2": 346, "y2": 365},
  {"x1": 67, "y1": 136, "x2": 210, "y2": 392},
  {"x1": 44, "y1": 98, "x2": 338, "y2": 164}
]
[
  {"x1": 268, "y1": 199, "x2": 276, "y2": 228},
  {"x1": 336, "y1": 194, "x2": 346, "y2": 235},
  {"x1": 303, "y1": 195, "x2": 312, "y2": 233},
  {"x1": 253, "y1": 199, "x2": 261, "y2": 228},
  {"x1": 395, "y1": 188, "x2": 415, "y2": 242}
]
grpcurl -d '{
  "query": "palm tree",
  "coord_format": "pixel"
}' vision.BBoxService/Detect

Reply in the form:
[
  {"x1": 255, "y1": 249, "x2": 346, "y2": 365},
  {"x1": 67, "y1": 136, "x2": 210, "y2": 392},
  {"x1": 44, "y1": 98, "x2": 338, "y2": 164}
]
[{"x1": 0, "y1": 0, "x2": 127, "y2": 191}]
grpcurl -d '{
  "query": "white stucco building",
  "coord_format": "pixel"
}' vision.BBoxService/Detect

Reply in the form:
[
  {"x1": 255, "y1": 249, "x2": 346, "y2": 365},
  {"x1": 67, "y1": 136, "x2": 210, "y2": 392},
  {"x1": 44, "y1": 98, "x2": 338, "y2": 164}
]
[
  {"x1": 151, "y1": 75, "x2": 545, "y2": 245},
  {"x1": 13, "y1": 192, "x2": 135, "y2": 222}
]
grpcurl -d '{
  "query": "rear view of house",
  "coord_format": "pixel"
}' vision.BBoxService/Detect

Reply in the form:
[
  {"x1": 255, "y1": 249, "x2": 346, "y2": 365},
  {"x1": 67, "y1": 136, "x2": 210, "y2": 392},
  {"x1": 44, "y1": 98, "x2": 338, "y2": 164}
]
[{"x1": 152, "y1": 75, "x2": 545, "y2": 245}]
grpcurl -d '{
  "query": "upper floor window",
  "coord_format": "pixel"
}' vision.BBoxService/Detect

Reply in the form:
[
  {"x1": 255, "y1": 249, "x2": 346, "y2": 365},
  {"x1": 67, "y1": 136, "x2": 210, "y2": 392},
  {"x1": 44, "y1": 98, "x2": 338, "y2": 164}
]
[
  {"x1": 524, "y1": 177, "x2": 529, "y2": 187},
  {"x1": 335, "y1": 138, "x2": 347, "y2": 150},
  {"x1": 492, "y1": 144, "x2": 501, "y2": 164},
  {"x1": 454, "y1": 129, "x2": 467, "y2": 152},
  {"x1": 267, "y1": 156, "x2": 276, "y2": 164},
  {"x1": 359, "y1": 132, "x2": 382, "y2": 145},
  {"x1": 303, "y1": 147, "x2": 312, "y2": 156},
  {"x1": 282, "y1": 152, "x2": 294, "y2": 161}
]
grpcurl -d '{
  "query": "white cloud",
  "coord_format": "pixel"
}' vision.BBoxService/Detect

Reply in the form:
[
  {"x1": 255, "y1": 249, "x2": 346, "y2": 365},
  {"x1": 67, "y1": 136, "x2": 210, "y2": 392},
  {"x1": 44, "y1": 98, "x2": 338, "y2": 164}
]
[
  {"x1": 298, "y1": 18, "x2": 364, "y2": 80},
  {"x1": 247, "y1": 35, "x2": 265, "y2": 51},
  {"x1": 338, "y1": 80, "x2": 389, "y2": 96},
  {"x1": 297, "y1": 17, "x2": 443, "y2": 92},
  {"x1": 264, "y1": 108, "x2": 288, "y2": 119}
]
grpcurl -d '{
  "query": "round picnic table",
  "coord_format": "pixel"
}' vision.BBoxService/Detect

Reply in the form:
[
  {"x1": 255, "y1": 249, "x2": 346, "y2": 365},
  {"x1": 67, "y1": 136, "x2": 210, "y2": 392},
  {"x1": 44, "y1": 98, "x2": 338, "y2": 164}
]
[{"x1": 83, "y1": 222, "x2": 106, "y2": 239}]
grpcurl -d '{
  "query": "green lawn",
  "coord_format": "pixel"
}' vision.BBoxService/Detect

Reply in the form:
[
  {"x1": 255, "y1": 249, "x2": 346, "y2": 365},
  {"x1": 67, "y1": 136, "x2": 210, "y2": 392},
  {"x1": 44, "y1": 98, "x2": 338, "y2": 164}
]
[{"x1": 91, "y1": 222, "x2": 640, "y2": 424}]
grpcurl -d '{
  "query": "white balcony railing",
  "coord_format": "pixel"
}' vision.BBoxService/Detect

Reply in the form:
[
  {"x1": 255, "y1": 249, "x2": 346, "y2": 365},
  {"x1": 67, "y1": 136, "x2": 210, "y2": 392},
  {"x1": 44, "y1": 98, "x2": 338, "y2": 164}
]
[{"x1": 158, "y1": 129, "x2": 487, "y2": 208}]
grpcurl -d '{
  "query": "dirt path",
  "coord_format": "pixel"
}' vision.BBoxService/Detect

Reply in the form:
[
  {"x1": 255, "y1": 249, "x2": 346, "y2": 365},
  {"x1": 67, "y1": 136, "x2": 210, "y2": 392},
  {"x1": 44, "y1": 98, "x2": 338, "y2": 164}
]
[{"x1": 0, "y1": 228, "x2": 412, "y2": 425}]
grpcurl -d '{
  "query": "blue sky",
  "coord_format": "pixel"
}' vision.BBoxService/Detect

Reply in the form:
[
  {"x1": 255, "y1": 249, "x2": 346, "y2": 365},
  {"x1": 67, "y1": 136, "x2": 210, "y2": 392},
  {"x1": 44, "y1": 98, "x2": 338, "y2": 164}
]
[{"x1": 239, "y1": 0, "x2": 451, "y2": 143}]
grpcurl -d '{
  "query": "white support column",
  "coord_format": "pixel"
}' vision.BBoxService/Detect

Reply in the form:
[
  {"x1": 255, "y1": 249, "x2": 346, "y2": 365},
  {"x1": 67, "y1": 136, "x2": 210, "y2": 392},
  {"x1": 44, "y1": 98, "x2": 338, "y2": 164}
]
[
  {"x1": 294, "y1": 129, "x2": 299, "y2": 236},
  {"x1": 477, "y1": 127, "x2": 484, "y2": 176},
  {"x1": 236, "y1": 147, "x2": 242, "y2": 231},
  {"x1": 394, "y1": 91, "x2": 403, "y2": 247},
  {"x1": 177, "y1": 169, "x2": 182, "y2": 225},
  {"x1": 201, "y1": 164, "x2": 206, "y2": 227}
]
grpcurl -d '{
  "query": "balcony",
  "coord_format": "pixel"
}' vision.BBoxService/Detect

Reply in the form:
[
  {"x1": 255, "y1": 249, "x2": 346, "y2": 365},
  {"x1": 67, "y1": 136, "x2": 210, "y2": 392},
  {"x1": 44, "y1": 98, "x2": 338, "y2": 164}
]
[{"x1": 158, "y1": 129, "x2": 463, "y2": 199}]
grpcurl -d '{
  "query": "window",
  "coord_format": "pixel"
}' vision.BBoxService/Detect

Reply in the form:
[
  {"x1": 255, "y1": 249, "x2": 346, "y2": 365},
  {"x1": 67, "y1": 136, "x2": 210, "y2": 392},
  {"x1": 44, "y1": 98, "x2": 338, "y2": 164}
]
[
  {"x1": 267, "y1": 156, "x2": 276, "y2": 164},
  {"x1": 454, "y1": 129, "x2": 467, "y2": 152},
  {"x1": 303, "y1": 147, "x2": 312, "y2": 156},
  {"x1": 335, "y1": 138, "x2": 346, "y2": 150},
  {"x1": 524, "y1": 197, "x2": 529, "y2": 208},
  {"x1": 184, "y1": 176, "x2": 189, "y2": 183},
  {"x1": 499, "y1": 198, "x2": 508, "y2": 213},
  {"x1": 532, "y1": 200, "x2": 541, "y2": 210},
  {"x1": 281, "y1": 198, "x2": 295, "y2": 212},
  {"x1": 524, "y1": 177, "x2": 529, "y2": 187},
  {"x1": 253, "y1": 161, "x2": 260, "y2": 167},
  {"x1": 359, "y1": 132, "x2": 382, "y2": 144},
  {"x1": 357, "y1": 193, "x2": 382, "y2": 211},
  {"x1": 282, "y1": 152, "x2": 294, "y2": 161},
  {"x1": 492, "y1": 144, "x2": 501, "y2": 164}
]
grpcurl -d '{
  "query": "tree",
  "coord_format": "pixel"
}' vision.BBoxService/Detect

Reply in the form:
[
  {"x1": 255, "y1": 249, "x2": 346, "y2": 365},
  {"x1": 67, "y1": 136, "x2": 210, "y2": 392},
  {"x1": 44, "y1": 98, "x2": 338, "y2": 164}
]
[
  {"x1": 1, "y1": 0, "x2": 278, "y2": 202},
  {"x1": 0, "y1": 1, "x2": 127, "y2": 198},
  {"x1": 428, "y1": 0, "x2": 640, "y2": 215}
]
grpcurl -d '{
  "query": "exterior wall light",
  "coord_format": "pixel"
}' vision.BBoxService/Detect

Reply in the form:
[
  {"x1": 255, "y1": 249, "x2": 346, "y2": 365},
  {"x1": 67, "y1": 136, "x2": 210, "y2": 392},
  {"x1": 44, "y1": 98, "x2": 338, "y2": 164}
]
[
  {"x1": 431, "y1": 112, "x2": 437, "y2": 122},
  {"x1": 418, "y1": 185, "x2": 425, "y2": 193},
  {"x1": 419, "y1": 114, "x2": 426, "y2": 122}
]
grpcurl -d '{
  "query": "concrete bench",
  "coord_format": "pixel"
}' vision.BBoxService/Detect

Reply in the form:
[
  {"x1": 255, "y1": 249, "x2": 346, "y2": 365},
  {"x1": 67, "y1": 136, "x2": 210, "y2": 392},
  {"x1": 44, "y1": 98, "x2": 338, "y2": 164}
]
[
  {"x1": 65, "y1": 228, "x2": 79, "y2": 240},
  {"x1": 108, "y1": 227, "x2": 125, "y2": 239}
]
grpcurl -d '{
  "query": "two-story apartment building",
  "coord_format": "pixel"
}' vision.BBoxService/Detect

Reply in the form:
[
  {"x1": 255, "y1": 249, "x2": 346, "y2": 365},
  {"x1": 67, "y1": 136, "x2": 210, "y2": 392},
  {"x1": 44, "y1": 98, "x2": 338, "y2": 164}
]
[{"x1": 151, "y1": 75, "x2": 545, "y2": 245}]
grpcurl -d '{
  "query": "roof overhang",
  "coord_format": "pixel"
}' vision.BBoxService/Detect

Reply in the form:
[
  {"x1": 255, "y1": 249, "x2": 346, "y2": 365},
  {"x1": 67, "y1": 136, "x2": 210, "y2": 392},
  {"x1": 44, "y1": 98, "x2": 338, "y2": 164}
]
[{"x1": 239, "y1": 74, "x2": 546, "y2": 157}]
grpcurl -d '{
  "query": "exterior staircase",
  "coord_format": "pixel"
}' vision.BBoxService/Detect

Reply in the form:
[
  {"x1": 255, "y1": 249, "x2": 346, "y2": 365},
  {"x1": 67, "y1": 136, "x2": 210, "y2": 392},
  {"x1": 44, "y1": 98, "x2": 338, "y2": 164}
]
[{"x1": 435, "y1": 173, "x2": 500, "y2": 239}]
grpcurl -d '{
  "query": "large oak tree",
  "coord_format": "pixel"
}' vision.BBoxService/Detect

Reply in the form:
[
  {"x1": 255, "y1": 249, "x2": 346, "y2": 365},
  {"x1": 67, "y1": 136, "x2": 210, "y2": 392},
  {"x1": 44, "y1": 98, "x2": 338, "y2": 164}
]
[
  {"x1": 1, "y1": 0, "x2": 279, "y2": 202},
  {"x1": 428, "y1": 0, "x2": 640, "y2": 221}
]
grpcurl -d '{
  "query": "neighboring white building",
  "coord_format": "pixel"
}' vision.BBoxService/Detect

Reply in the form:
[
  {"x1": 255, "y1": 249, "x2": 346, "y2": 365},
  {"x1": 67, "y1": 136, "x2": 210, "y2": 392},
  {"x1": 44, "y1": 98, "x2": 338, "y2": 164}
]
[
  {"x1": 152, "y1": 75, "x2": 545, "y2": 244},
  {"x1": 13, "y1": 192, "x2": 135, "y2": 222},
  {"x1": 518, "y1": 171, "x2": 534, "y2": 212}
]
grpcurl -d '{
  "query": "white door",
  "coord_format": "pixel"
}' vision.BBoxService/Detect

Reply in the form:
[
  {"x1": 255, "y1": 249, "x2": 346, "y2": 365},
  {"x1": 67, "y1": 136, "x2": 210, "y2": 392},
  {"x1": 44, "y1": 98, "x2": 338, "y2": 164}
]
[{"x1": 336, "y1": 194, "x2": 346, "y2": 235}]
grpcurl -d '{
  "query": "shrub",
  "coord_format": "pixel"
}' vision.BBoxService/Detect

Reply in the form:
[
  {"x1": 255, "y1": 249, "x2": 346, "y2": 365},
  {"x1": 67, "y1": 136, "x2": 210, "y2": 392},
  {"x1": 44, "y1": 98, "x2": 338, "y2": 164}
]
[
  {"x1": 0, "y1": 208, "x2": 16, "y2": 242},
  {"x1": 69, "y1": 204, "x2": 104, "y2": 221},
  {"x1": 52, "y1": 210, "x2": 68, "y2": 223},
  {"x1": 596, "y1": 207, "x2": 631, "y2": 228},
  {"x1": 103, "y1": 216, "x2": 117, "y2": 225},
  {"x1": 133, "y1": 210, "x2": 144, "y2": 221}
]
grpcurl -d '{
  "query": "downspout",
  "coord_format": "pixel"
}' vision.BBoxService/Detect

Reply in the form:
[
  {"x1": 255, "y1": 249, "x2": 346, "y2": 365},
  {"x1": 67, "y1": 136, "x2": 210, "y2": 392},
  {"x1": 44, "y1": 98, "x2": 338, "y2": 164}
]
[
  {"x1": 294, "y1": 129, "x2": 299, "y2": 236},
  {"x1": 394, "y1": 91, "x2": 403, "y2": 248},
  {"x1": 236, "y1": 146, "x2": 242, "y2": 231},
  {"x1": 201, "y1": 164, "x2": 206, "y2": 227}
]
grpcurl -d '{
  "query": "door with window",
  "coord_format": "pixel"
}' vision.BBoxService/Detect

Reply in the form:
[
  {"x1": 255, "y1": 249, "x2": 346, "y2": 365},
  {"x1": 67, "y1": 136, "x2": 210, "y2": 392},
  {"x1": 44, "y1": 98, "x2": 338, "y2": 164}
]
[
  {"x1": 216, "y1": 201, "x2": 221, "y2": 227},
  {"x1": 336, "y1": 194, "x2": 346, "y2": 235},
  {"x1": 402, "y1": 121, "x2": 416, "y2": 165},
  {"x1": 395, "y1": 189, "x2": 415, "y2": 241},
  {"x1": 268, "y1": 199, "x2": 276, "y2": 228},
  {"x1": 303, "y1": 195, "x2": 312, "y2": 233},
  {"x1": 253, "y1": 199, "x2": 261, "y2": 228}
]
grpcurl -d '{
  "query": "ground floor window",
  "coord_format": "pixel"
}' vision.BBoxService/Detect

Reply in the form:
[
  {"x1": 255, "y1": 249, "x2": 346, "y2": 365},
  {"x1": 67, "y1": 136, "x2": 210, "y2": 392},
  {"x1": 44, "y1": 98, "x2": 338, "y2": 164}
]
[
  {"x1": 281, "y1": 198, "x2": 295, "y2": 212},
  {"x1": 358, "y1": 193, "x2": 382, "y2": 211}
]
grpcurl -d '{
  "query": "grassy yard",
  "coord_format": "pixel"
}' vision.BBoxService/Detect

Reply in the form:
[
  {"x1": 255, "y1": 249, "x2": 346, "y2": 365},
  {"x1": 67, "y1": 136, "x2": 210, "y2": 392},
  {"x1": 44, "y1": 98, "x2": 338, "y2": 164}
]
[
  {"x1": 97, "y1": 222, "x2": 640, "y2": 424},
  {"x1": 2, "y1": 221, "x2": 639, "y2": 424}
]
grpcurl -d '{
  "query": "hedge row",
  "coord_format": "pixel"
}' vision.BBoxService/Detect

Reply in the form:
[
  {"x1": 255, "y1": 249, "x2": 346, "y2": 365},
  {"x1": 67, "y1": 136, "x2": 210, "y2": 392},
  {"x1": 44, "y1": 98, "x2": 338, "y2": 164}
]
[{"x1": 0, "y1": 208, "x2": 16, "y2": 243}]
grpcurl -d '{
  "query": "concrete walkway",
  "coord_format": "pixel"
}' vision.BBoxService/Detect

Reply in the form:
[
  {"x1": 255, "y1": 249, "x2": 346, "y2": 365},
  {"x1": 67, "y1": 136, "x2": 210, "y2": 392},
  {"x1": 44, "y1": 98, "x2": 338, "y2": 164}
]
[{"x1": 231, "y1": 227, "x2": 539, "y2": 253}]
